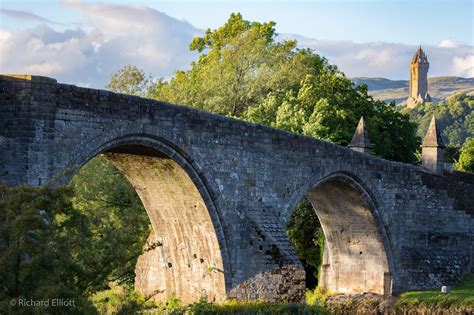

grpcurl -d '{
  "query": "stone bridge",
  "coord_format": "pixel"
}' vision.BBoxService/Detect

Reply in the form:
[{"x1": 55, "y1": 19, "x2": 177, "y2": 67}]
[{"x1": 1, "y1": 75, "x2": 473, "y2": 303}]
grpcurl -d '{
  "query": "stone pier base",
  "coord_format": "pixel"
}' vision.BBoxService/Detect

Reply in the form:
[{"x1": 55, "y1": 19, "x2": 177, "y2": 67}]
[{"x1": 228, "y1": 264, "x2": 306, "y2": 303}]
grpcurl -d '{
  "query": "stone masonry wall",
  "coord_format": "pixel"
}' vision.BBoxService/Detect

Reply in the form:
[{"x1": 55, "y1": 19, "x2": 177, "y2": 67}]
[{"x1": 1, "y1": 75, "x2": 473, "y2": 301}]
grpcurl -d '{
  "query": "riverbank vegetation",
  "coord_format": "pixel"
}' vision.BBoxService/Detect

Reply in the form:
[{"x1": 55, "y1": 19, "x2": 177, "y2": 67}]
[{"x1": 393, "y1": 273, "x2": 474, "y2": 313}]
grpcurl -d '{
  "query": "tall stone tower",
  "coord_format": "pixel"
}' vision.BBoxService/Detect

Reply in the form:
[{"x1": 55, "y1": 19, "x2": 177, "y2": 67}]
[{"x1": 407, "y1": 46, "x2": 431, "y2": 109}]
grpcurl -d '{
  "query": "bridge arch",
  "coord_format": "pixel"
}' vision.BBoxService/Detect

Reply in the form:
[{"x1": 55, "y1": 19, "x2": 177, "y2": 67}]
[
  {"x1": 64, "y1": 134, "x2": 231, "y2": 304},
  {"x1": 287, "y1": 172, "x2": 395, "y2": 295}
]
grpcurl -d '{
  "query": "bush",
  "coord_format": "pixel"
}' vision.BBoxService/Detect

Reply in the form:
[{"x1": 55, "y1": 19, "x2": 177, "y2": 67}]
[{"x1": 90, "y1": 283, "x2": 157, "y2": 314}]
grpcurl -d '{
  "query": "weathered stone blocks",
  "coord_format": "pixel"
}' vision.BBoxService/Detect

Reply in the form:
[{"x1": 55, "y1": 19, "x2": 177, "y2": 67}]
[{"x1": 1, "y1": 74, "x2": 473, "y2": 302}]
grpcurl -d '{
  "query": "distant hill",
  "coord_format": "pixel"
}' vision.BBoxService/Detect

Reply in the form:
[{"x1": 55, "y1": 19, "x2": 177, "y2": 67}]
[{"x1": 351, "y1": 76, "x2": 474, "y2": 104}]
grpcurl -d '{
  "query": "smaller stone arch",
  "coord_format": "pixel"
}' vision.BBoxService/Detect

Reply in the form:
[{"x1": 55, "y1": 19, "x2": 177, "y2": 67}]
[{"x1": 288, "y1": 172, "x2": 394, "y2": 295}]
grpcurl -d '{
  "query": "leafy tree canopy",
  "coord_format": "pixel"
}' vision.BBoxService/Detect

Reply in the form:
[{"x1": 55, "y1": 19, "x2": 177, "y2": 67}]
[
  {"x1": 0, "y1": 157, "x2": 151, "y2": 313},
  {"x1": 407, "y1": 93, "x2": 474, "y2": 147},
  {"x1": 110, "y1": 13, "x2": 419, "y2": 164},
  {"x1": 107, "y1": 65, "x2": 153, "y2": 97},
  {"x1": 0, "y1": 184, "x2": 96, "y2": 314},
  {"x1": 150, "y1": 13, "x2": 322, "y2": 118},
  {"x1": 68, "y1": 156, "x2": 150, "y2": 294},
  {"x1": 285, "y1": 197, "x2": 324, "y2": 287},
  {"x1": 454, "y1": 138, "x2": 474, "y2": 172}
]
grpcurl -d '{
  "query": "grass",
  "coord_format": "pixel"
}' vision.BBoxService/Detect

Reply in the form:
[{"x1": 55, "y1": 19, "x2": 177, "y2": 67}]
[
  {"x1": 394, "y1": 273, "x2": 474, "y2": 311},
  {"x1": 90, "y1": 283, "x2": 159, "y2": 314},
  {"x1": 91, "y1": 275, "x2": 474, "y2": 314},
  {"x1": 305, "y1": 287, "x2": 335, "y2": 308},
  {"x1": 183, "y1": 299, "x2": 330, "y2": 315},
  {"x1": 91, "y1": 284, "x2": 330, "y2": 314}
]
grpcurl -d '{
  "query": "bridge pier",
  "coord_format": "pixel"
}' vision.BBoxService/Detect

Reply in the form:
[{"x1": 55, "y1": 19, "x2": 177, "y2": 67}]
[{"x1": 228, "y1": 264, "x2": 306, "y2": 302}]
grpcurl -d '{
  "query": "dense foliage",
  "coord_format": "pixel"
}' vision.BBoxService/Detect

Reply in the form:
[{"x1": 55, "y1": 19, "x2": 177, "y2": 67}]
[
  {"x1": 405, "y1": 93, "x2": 474, "y2": 166},
  {"x1": 110, "y1": 13, "x2": 420, "y2": 164},
  {"x1": 454, "y1": 138, "x2": 474, "y2": 172},
  {"x1": 106, "y1": 65, "x2": 152, "y2": 97},
  {"x1": 0, "y1": 183, "x2": 96, "y2": 314},
  {"x1": 407, "y1": 94, "x2": 473, "y2": 147},
  {"x1": 0, "y1": 157, "x2": 150, "y2": 314},
  {"x1": 68, "y1": 156, "x2": 150, "y2": 293},
  {"x1": 286, "y1": 198, "x2": 324, "y2": 288}
]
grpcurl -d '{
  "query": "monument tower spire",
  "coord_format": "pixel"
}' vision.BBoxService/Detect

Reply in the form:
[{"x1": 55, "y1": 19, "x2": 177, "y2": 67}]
[{"x1": 407, "y1": 46, "x2": 431, "y2": 109}]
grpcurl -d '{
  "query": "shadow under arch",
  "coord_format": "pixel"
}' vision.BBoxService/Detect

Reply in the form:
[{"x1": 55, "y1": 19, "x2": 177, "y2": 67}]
[
  {"x1": 287, "y1": 172, "x2": 395, "y2": 295},
  {"x1": 63, "y1": 134, "x2": 231, "y2": 304}
]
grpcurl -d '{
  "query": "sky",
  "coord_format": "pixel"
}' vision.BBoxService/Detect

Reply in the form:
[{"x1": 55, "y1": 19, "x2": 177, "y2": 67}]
[{"x1": 0, "y1": 0, "x2": 473, "y2": 88}]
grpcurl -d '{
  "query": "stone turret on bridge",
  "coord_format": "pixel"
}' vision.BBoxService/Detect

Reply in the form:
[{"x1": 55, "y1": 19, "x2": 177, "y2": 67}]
[
  {"x1": 348, "y1": 116, "x2": 371, "y2": 154},
  {"x1": 422, "y1": 116, "x2": 446, "y2": 173}
]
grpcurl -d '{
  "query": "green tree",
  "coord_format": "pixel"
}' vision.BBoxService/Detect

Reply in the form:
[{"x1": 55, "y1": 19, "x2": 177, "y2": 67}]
[
  {"x1": 406, "y1": 93, "x2": 474, "y2": 165},
  {"x1": 285, "y1": 198, "x2": 324, "y2": 288},
  {"x1": 408, "y1": 94, "x2": 474, "y2": 147},
  {"x1": 454, "y1": 138, "x2": 474, "y2": 172},
  {"x1": 116, "y1": 13, "x2": 419, "y2": 163},
  {"x1": 68, "y1": 156, "x2": 150, "y2": 294},
  {"x1": 0, "y1": 183, "x2": 96, "y2": 314},
  {"x1": 245, "y1": 74, "x2": 420, "y2": 163},
  {"x1": 0, "y1": 156, "x2": 152, "y2": 313},
  {"x1": 107, "y1": 65, "x2": 153, "y2": 96},
  {"x1": 152, "y1": 13, "x2": 327, "y2": 117}
]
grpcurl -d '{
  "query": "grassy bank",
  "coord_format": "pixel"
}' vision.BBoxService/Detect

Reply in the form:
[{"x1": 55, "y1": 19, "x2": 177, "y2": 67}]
[
  {"x1": 90, "y1": 275, "x2": 474, "y2": 314},
  {"x1": 306, "y1": 274, "x2": 474, "y2": 314},
  {"x1": 91, "y1": 284, "x2": 330, "y2": 314},
  {"x1": 393, "y1": 273, "x2": 474, "y2": 313}
]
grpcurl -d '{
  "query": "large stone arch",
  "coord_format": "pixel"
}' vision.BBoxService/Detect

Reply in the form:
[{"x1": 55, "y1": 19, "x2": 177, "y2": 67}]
[
  {"x1": 64, "y1": 134, "x2": 231, "y2": 304},
  {"x1": 287, "y1": 172, "x2": 394, "y2": 295}
]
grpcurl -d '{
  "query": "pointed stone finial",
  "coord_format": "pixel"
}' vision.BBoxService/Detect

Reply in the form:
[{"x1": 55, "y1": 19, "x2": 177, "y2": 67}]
[
  {"x1": 422, "y1": 116, "x2": 445, "y2": 148},
  {"x1": 422, "y1": 116, "x2": 445, "y2": 173},
  {"x1": 349, "y1": 116, "x2": 371, "y2": 154}
]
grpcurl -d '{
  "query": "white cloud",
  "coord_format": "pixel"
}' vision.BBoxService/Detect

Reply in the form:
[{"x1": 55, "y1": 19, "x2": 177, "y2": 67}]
[
  {"x1": 24, "y1": 62, "x2": 65, "y2": 75},
  {"x1": 0, "y1": 2, "x2": 202, "y2": 87},
  {"x1": 0, "y1": 2, "x2": 472, "y2": 89},
  {"x1": 452, "y1": 55, "x2": 474, "y2": 77},
  {"x1": 0, "y1": 24, "x2": 97, "y2": 80},
  {"x1": 0, "y1": 29, "x2": 13, "y2": 57},
  {"x1": 354, "y1": 48, "x2": 393, "y2": 66},
  {"x1": 438, "y1": 39, "x2": 459, "y2": 48},
  {"x1": 279, "y1": 34, "x2": 474, "y2": 79}
]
